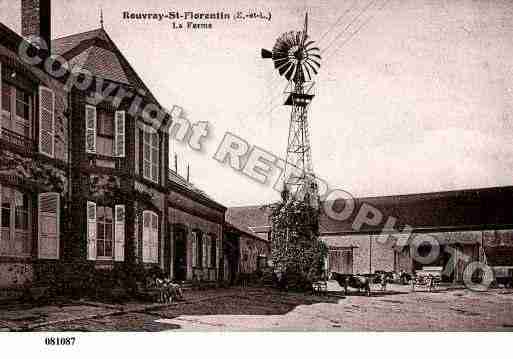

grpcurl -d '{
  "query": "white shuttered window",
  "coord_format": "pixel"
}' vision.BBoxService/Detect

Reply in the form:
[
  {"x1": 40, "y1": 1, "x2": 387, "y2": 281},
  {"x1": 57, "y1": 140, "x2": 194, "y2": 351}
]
[
  {"x1": 114, "y1": 111, "x2": 125, "y2": 157},
  {"x1": 85, "y1": 105, "x2": 97, "y2": 153},
  {"x1": 142, "y1": 211, "x2": 158, "y2": 263},
  {"x1": 114, "y1": 205, "x2": 125, "y2": 261},
  {"x1": 38, "y1": 193, "x2": 60, "y2": 259},
  {"x1": 39, "y1": 86, "x2": 55, "y2": 157},
  {"x1": 87, "y1": 201, "x2": 97, "y2": 260}
]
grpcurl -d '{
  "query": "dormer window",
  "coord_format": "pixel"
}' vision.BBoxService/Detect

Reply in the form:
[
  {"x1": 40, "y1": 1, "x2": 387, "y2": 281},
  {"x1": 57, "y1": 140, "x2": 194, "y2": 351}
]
[
  {"x1": 85, "y1": 105, "x2": 125, "y2": 157},
  {"x1": 96, "y1": 110, "x2": 114, "y2": 157}
]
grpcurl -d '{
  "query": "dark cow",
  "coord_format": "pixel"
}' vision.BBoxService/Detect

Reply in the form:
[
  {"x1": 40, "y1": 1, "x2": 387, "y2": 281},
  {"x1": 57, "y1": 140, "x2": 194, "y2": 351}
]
[{"x1": 331, "y1": 272, "x2": 371, "y2": 296}]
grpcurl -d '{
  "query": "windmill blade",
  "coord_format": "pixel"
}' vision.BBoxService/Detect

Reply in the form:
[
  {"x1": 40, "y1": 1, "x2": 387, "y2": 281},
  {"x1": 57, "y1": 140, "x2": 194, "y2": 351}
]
[
  {"x1": 308, "y1": 58, "x2": 321, "y2": 68},
  {"x1": 273, "y1": 53, "x2": 290, "y2": 60},
  {"x1": 308, "y1": 53, "x2": 321, "y2": 60},
  {"x1": 306, "y1": 47, "x2": 320, "y2": 52},
  {"x1": 279, "y1": 62, "x2": 294, "y2": 76},
  {"x1": 294, "y1": 66, "x2": 306, "y2": 83},
  {"x1": 304, "y1": 60, "x2": 318, "y2": 75},
  {"x1": 275, "y1": 37, "x2": 295, "y2": 51},
  {"x1": 272, "y1": 50, "x2": 290, "y2": 59},
  {"x1": 274, "y1": 58, "x2": 290, "y2": 69},
  {"x1": 276, "y1": 60, "x2": 292, "y2": 72},
  {"x1": 302, "y1": 62, "x2": 312, "y2": 80},
  {"x1": 304, "y1": 40, "x2": 315, "y2": 48},
  {"x1": 284, "y1": 63, "x2": 297, "y2": 80}
]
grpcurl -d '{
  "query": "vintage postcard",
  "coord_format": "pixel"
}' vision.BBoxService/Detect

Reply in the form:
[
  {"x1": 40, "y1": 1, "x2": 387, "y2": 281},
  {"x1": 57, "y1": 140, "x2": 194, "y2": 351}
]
[{"x1": 0, "y1": 0, "x2": 511, "y2": 347}]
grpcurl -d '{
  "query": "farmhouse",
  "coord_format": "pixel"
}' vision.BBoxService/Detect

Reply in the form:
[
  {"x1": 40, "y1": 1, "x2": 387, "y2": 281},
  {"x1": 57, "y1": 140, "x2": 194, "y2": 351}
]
[{"x1": 0, "y1": 0, "x2": 232, "y2": 295}]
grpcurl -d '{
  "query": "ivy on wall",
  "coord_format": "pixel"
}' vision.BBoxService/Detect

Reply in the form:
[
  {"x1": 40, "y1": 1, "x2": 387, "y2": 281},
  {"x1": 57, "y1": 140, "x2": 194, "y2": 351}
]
[
  {"x1": 269, "y1": 189, "x2": 328, "y2": 290},
  {"x1": 89, "y1": 174, "x2": 154, "y2": 205},
  {"x1": 0, "y1": 149, "x2": 67, "y2": 194}
]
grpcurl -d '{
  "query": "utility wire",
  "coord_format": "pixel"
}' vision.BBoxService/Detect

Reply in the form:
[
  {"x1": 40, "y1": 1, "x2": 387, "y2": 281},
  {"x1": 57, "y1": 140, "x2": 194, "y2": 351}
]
[
  {"x1": 321, "y1": 0, "x2": 379, "y2": 55},
  {"x1": 317, "y1": 0, "x2": 360, "y2": 44},
  {"x1": 237, "y1": 0, "x2": 386, "y2": 126},
  {"x1": 323, "y1": 0, "x2": 389, "y2": 62}
]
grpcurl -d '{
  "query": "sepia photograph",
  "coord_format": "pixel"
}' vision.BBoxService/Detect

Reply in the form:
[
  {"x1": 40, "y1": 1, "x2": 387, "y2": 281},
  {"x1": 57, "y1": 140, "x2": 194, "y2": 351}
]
[{"x1": 0, "y1": 0, "x2": 511, "y2": 351}]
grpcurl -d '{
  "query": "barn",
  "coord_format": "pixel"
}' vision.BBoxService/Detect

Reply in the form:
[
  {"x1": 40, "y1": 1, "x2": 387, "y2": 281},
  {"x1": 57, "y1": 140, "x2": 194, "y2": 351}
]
[{"x1": 227, "y1": 185, "x2": 513, "y2": 283}]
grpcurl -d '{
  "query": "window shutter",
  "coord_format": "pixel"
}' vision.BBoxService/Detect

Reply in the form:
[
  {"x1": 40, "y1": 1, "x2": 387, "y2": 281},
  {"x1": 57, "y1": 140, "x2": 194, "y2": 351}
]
[
  {"x1": 114, "y1": 110, "x2": 125, "y2": 157},
  {"x1": 114, "y1": 205, "x2": 125, "y2": 262},
  {"x1": 39, "y1": 86, "x2": 55, "y2": 157},
  {"x1": 85, "y1": 105, "x2": 97, "y2": 153},
  {"x1": 151, "y1": 213, "x2": 158, "y2": 263},
  {"x1": 87, "y1": 201, "x2": 97, "y2": 260},
  {"x1": 142, "y1": 211, "x2": 150, "y2": 263},
  {"x1": 38, "y1": 193, "x2": 60, "y2": 259},
  {"x1": 192, "y1": 233, "x2": 197, "y2": 267}
]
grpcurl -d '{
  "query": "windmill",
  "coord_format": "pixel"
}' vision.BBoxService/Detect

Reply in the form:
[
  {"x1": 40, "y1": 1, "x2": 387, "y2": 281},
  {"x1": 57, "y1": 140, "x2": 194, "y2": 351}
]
[{"x1": 261, "y1": 13, "x2": 320, "y2": 205}]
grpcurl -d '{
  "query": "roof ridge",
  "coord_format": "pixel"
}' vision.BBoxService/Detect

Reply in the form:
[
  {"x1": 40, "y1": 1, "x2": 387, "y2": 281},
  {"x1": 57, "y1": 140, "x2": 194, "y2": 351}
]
[{"x1": 52, "y1": 27, "x2": 103, "y2": 41}]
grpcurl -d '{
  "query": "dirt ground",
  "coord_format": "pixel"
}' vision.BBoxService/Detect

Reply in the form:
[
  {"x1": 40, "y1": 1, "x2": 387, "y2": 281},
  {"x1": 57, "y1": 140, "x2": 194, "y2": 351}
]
[{"x1": 31, "y1": 281, "x2": 513, "y2": 331}]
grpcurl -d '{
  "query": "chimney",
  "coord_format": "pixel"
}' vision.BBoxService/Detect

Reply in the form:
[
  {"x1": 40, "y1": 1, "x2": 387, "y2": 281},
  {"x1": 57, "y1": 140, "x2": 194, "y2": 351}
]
[{"x1": 21, "y1": 0, "x2": 51, "y2": 51}]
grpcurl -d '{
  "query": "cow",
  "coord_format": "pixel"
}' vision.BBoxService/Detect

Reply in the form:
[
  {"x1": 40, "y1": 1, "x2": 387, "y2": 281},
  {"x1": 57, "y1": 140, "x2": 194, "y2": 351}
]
[{"x1": 331, "y1": 272, "x2": 371, "y2": 296}]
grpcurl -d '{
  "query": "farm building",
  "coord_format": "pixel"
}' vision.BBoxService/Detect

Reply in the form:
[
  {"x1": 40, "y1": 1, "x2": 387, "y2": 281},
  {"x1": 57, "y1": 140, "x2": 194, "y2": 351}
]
[{"x1": 227, "y1": 185, "x2": 513, "y2": 283}]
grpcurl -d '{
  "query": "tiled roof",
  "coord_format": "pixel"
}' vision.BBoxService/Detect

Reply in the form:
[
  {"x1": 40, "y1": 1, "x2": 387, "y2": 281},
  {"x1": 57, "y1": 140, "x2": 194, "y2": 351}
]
[
  {"x1": 168, "y1": 170, "x2": 225, "y2": 210},
  {"x1": 226, "y1": 205, "x2": 272, "y2": 234},
  {"x1": 52, "y1": 28, "x2": 158, "y2": 103},
  {"x1": 67, "y1": 46, "x2": 130, "y2": 84},
  {"x1": 225, "y1": 221, "x2": 268, "y2": 243},
  {"x1": 227, "y1": 186, "x2": 513, "y2": 236},
  {"x1": 52, "y1": 28, "x2": 107, "y2": 55}
]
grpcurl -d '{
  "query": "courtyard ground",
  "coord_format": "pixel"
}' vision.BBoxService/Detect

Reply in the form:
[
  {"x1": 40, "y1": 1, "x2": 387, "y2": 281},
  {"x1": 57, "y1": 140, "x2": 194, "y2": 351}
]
[{"x1": 3, "y1": 281, "x2": 509, "y2": 331}]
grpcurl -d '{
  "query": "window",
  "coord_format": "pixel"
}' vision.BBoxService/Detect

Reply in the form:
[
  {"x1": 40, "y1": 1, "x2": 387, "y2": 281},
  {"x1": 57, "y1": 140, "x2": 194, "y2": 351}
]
[
  {"x1": 2, "y1": 83, "x2": 11, "y2": 117},
  {"x1": 2, "y1": 83, "x2": 31, "y2": 138},
  {"x1": 142, "y1": 211, "x2": 158, "y2": 263},
  {"x1": 86, "y1": 201, "x2": 124, "y2": 261},
  {"x1": 96, "y1": 206, "x2": 113, "y2": 258},
  {"x1": 142, "y1": 128, "x2": 159, "y2": 183},
  {"x1": 1, "y1": 187, "x2": 11, "y2": 239},
  {"x1": 0, "y1": 186, "x2": 31, "y2": 255},
  {"x1": 96, "y1": 111, "x2": 114, "y2": 157},
  {"x1": 15, "y1": 190, "x2": 29, "y2": 231},
  {"x1": 97, "y1": 111, "x2": 113, "y2": 136}
]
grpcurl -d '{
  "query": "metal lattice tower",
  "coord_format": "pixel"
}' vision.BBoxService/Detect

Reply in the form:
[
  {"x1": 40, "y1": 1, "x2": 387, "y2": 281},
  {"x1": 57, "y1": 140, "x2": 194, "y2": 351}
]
[{"x1": 262, "y1": 13, "x2": 320, "y2": 204}]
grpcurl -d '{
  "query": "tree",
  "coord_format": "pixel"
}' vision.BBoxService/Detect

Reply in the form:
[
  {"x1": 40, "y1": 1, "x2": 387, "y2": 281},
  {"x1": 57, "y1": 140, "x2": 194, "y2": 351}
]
[{"x1": 269, "y1": 189, "x2": 327, "y2": 291}]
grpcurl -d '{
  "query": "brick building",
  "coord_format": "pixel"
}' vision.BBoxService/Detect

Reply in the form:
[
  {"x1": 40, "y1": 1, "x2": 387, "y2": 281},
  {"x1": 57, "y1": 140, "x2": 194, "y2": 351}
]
[
  {"x1": 227, "y1": 186, "x2": 513, "y2": 283},
  {"x1": 0, "y1": 0, "x2": 226, "y2": 292}
]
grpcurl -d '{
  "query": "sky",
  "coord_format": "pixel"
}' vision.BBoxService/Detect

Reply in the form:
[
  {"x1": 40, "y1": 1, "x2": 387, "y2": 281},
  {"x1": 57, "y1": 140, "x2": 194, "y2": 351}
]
[{"x1": 1, "y1": 0, "x2": 512, "y2": 207}]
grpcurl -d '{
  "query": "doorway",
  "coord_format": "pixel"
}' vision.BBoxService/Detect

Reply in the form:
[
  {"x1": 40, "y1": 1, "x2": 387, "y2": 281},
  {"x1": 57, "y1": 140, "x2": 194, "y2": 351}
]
[{"x1": 174, "y1": 228, "x2": 187, "y2": 281}]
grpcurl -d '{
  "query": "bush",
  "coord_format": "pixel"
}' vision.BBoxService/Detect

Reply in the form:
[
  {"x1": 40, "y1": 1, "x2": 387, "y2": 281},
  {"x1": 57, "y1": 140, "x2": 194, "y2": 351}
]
[{"x1": 32, "y1": 260, "x2": 162, "y2": 302}]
